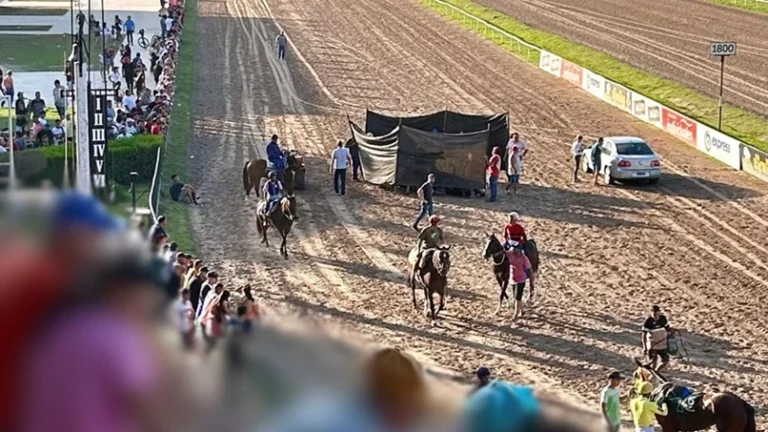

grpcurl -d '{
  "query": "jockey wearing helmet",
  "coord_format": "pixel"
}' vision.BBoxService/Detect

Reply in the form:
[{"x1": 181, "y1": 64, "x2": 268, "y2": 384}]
[
  {"x1": 410, "y1": 215, "x2": 444, "y2": 284},
  {"x1": 503, "y1": 212, "x2": 527, "y2": 250},
  {"x1": 262, "y1": 171, "x2": 284, "y2": 216}
]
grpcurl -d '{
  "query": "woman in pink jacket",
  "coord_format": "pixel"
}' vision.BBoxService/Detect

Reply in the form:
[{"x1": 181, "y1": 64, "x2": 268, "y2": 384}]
[{"x1": 506, "y1": 246, "x2": 531, "y2": 320}]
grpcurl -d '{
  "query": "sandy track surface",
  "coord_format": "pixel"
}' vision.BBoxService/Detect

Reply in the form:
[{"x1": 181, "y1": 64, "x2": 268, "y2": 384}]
[
  {"x1": 189, "y1": 0, "x2": 768, "y2": 424},
  {"x1": 474, "y1": 0, "x2": 768, "y2": 117}
]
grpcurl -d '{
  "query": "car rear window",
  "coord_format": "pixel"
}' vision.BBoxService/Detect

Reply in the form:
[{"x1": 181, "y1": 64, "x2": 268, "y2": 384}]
[{"x1": 616, "y1": 141, "x2": 653, "y2": 155}]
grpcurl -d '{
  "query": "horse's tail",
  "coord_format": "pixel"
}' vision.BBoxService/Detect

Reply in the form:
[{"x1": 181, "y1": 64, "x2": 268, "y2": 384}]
[
  {"x1": 243, "y1": 161, "x2": 250, "y2": 194},
  {"x1": 743, "y1": 399, "x2": 756, "y2": 432},
  {"x1": 526, "y1": 239, "x2": 539, "y2": 273}
]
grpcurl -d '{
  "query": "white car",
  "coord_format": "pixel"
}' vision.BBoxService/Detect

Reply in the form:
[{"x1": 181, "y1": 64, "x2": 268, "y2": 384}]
[{"x1": 582, "y1": 136, "x2": 661, "y2": 185}]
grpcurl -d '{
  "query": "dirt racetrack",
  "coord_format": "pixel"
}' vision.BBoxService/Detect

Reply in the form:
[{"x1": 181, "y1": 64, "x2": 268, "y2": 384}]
[
  {"x1": 474, "y1": 0, "x2": 768, "y2": 117},
  {"x1": 188, "y1": 0, "x2": 768, "y2": 425}
]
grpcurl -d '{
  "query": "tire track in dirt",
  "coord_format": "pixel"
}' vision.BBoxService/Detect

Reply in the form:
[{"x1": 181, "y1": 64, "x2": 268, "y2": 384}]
[{"x1": 474, "y1": 0, "x2": 768, "y2": 116}]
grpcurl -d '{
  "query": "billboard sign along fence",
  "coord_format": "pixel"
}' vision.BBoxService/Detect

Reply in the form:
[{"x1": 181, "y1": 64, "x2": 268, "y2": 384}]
[
  {"x1": 560, "y1": 59, "x2": 583, "y2": 87},
  {"x1": 662, "y1": 108, "x2": 697, "y2": 146},
  {"x1": 630, "y1": 92, "x2": 663, "y2": 129},
  {"x1": 582, "y1": 70, "x2": 605, "y2": 99},
  {"x1": 696, "y1": 125, "x2": 742, "y2": 169},
  {"x1": 539, "y1": 50, "x2": 562, "y2": 77},
  {"x1": 604, "y1": 81, "x2": 632, "y2": 113},
  {"x1": 742, "y1": 145, "x2": 768, "y2": 183}
]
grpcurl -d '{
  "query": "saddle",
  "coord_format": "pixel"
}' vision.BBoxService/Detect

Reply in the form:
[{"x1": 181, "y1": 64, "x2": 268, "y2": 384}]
[{"x1": 654, "y1": 383, "x2": 706, "y2": 415}]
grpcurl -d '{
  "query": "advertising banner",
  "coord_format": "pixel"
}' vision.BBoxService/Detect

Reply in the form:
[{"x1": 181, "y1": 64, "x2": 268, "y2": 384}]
[
  {"x1": 695, "y1": 125, "x2": 742, "y2": 170},
  {"x1": 539, "y1": 50, "x2": 561, "y2": 77},
  {"x1": 661, "y1": 108, "x2": 697, "y2": 146},
  {"x1": 582, "y1": 69, "x2": 605, "y2": 99},
  {"x1": 560, "y1": 59, "x2": 583, "y2": 87},
  {"x1": 742, "y1": 145, "x2": 768, "y2": 183},
  {"x1": 88, "y1": 87, "x2": 110, "y2": 191},
  {"x1": 604, "y1": 81, "x2": 632, "y2": 113},
  {"x1": 630, "y1": 92, "x2": 663, "y2": 129}
]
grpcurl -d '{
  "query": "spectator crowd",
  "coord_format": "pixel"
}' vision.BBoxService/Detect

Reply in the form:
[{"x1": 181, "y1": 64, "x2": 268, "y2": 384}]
[{"x1": 0, "y1": 1, "x2": 185, "y2": 152}]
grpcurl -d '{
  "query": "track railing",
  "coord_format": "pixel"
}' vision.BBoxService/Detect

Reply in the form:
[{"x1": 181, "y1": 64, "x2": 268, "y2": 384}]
[
  {"x1": 423, "y1": 0, "x2": 540, "y2": 60},
  {"x1": 148, "y1": 146, "x2": 162, "y2": 221}
]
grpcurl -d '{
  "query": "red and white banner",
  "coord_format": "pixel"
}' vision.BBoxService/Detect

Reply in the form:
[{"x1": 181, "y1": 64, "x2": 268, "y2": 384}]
[
  {"x1": 560, "y1": 60, "x2": 583, "y2": 87},
  {"x1": 661, "y1": 108, "x2": 697, "y2": 147}
]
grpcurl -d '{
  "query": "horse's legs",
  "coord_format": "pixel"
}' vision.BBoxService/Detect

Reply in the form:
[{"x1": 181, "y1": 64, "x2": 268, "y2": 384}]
[
  {"x1": 280, "y1": 231, "x2": 288, "y2": 259},
  {"x1": 528, "y1": 272, "x2": 536, "y2": 304},
  {"x1": 411, "y1": 281, "x2": 419, "y2": 310},
  {"x1": 496, "y1": 278, "x2": 507, "y2": 315}
]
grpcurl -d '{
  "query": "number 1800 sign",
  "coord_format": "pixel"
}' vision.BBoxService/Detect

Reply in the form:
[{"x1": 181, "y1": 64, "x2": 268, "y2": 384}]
[{"x1": 710, "y1": 41, "x2": 737, "y2": 57}]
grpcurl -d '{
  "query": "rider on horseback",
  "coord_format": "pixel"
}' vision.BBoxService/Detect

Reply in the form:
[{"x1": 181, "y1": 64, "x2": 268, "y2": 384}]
[
  {"x1": 266, "y1": 134, "x2": 286, "y2": 182},
  {"x1": 410, "y1": 215, "x2": 444, "y2": 285},
  {"x1": 503, "y1": 212, "x2": 526, "y2": 250},
  {"x1": 262, "y1": 171, "x2": 284, "y2": 218}
]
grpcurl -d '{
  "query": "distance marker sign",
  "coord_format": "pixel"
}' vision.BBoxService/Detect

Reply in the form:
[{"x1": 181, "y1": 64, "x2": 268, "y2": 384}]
[{"x1": 710, "y1": 41, "x2": 737, "y2": 57}]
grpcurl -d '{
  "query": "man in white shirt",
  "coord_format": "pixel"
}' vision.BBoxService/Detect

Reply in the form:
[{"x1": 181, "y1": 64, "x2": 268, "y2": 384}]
[
  {"x1": 507, "y1": 132, "x2": 528, "y2": 161},
  {"x1": 122, "y1": 90, "x2": 136, "y2": 111},
  {"x1": 164, "y1": 16, "x2": 174, "y2": 35},
  {"x1": 125, "y1": 118, "x2": 138, "y2": 135},
  {"x1": 51, "y1": 119, "x2": 65, "y2": 145},
  {"x1": 571, "y1": 134, "x2": 584, "y2": 183},
  {"x1": 109, "y1": 67, "x2": 121, "y2": 101},
  {"x1": 330, "y1": 140, "x2": 351, "y2": 196}
]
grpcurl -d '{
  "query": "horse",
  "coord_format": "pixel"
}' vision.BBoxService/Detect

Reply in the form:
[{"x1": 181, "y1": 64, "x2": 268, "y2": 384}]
[
  {"x1": 256, "y1": 195, "x2": 298, "y2": 259},
  {"x1": 407, "y1": 245, "x2": 451, "y2": 321},
  {"x1": 481, "y1": 233, "x2": 540, "y2": 312},
  {"x1": 243, "y1": 151, "x2": 304, "y2": 198},
  {"x1": 631, "y1": 359, "x2": 755, "y2": 432}
]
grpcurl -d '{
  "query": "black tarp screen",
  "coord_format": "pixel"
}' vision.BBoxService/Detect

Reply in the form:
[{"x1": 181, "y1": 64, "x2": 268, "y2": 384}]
[
  {"x1": 365, "y1": 109, "x2": 509, "y2": 156},
  {"x1": 396, "y1": 126, "x2": 489, "y2": 190},
  {"x1": 350, "y1": 121, "x2": 399, "y2": 186}
]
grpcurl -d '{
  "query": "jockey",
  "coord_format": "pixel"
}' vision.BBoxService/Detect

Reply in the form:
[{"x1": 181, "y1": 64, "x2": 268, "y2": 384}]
[
  {"x1": 410, "y1": 215, "x2": 444, "y2": 284},
  {"x1": 631, "y1": 382, "x2": 668, "y2": 432},
  {"x1": 266, "y1": 134, "x2": 286, "y2": 181},
  {"x1": 262, "y1": 171, "x2": 284, "y2": 216},
  {"x1": 503, "y1": 212, "x2": 527, "y2": 250}
]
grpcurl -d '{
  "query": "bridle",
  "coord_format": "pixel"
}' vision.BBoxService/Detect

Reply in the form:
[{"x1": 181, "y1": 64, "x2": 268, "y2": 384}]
[
  {"x1": 483, "y1": 236, "x2": 507, "y2": 266},
  {"x1": 433, "y1": 249, "x2": 451, "y2": 276}
]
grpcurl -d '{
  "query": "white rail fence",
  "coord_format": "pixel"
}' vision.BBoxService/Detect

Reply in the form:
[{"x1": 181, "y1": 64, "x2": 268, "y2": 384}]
[
  {"x1": 423, "y1": 0, "x2": 540, "y2": 60},
  {"x1": 148, "y1": 146, "x2": 162, "y2": 221}
]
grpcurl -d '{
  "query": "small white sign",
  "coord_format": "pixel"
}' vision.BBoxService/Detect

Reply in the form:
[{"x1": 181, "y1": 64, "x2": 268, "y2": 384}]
[{"x1": 710, "y1": 41, "x2": 737, "y2": 57}]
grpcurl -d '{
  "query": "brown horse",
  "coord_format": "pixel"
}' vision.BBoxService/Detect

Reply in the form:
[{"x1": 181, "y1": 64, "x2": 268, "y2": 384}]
[
  {"x1": 632, "y1": 359, "x2": 755, "y2": 432},
  {"x1": 242, "y1": 151, "x2": 304, "y2": 198},
  {"x1": 256, "y1": 196, "x2": 297, "y2": 259},
  {"x1": 407, "y1": 245, "x2": 451, "y2": 321},
  {"x1": 481, "y1": 233, "x2": 540, "y2": 312}
]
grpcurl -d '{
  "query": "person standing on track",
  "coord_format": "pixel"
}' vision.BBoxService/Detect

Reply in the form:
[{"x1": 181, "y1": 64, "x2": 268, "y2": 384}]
[
  {"x1": 642, "y1": 305, "x2": 677, "y2": 372},
  {"x1": 506, "y1": 245, "x2": 531, "y2": 320},
  {"x1": 486, "y1": 146, "x2": 501, "y2": 202},
  {"x1": 591, "y1": 137, "x2": 604, "y2": 186},
  {"x1": 600, "y1": 371, "x2": 624, "y2": 432},
  {"x1": 571, "y1": 135, "x2": 584, "y2": 183},
  {"x1": 507, "y1": 132, "x2": 528, "y2": 160},
  {"x1": 276, "y1": 30, "x2": 287, "y2": 60},
  {"x1": 506, "y1": 145, "x2": 522, "y2": 195},
  {"x1": 412, "y1": 173, "x2": 436, "y2": 231},
  {"x1": 330, "y1": 140, "x2": 351, "y2": 196}
]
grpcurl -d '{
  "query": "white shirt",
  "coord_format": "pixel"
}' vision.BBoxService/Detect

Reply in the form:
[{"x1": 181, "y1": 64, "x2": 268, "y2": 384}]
[
  {"x1": 126, "y1": 124, "x2": 138, "y2": 135},
  {"x1": 122, "y1": 95, "x2": 136, "y2": 110},
  {"x1": 164, "y1": 17, "x2": 173, "y2": 31},
  {"x1": 52, "y1": 126, "x2": 65, "y2": 137},
  {"x1": 0, "y1": 146, "x2": 6, "y2": 153},
  {"x1": 508, "y1": 151, "x2": 521, "y2": 174},
  {"x1": 173, "y1": 299, "x2": 194, "y2": 333},
  {"x1": 110, "y1": 71, "x2": 121, "y2": 84},
  {"x1": 507, "y1": 138, "x2": 528, "y2": 155},
  {"x1": 331, "y1": 147, "x2": 350, "y2": 170},
  {"x1": 571, "y1": 140, "x2": 583, "y2": 157}
]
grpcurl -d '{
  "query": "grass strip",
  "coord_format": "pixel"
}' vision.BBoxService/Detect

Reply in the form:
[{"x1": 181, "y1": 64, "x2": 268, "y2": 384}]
[
  {"x1": 704, "y1": 0, "x2": 768, "y2": 14},
  {"x1": 158, "y1": 0, "x2": 197, "y2": 254},
  {"x1": 0, "y1": 7, "x2": 69, "y2": 15},
  {"x1": 0, "y1": 34, "x2": 119, "y2": 71},
  {"x1": 422, "y1": 0, "x2": 768, "y2": 152}
]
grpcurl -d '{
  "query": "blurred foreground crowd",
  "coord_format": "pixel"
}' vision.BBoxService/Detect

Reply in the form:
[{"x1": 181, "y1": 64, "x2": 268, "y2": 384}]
[{"x1": 0, "y1": 190, "x2": 594, "y2": 432}]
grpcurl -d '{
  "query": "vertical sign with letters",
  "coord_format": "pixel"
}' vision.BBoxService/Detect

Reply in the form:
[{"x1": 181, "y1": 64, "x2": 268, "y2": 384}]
[{"x1": 88, "y1": 88, "x2": 109, "y2": 191}]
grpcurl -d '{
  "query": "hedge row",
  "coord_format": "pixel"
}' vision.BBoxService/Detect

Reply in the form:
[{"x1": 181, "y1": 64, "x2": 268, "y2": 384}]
[{"x1": 0, "y1": 135, "x2": 163, "y2": 187}]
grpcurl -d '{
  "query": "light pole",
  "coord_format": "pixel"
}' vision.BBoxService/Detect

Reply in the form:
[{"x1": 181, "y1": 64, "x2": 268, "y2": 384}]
[{"x1": 0, "y1": 95, "x2": 16, "y2": 190}]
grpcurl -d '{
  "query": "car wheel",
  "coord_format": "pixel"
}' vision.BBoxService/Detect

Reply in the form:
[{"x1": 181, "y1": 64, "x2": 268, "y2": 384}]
[
  {"x1": 649, "y1": 178, "x2": 659, "y2": 185},
  {"x1": 604, "y1": 168, "x2": 614, "y2": 185}
]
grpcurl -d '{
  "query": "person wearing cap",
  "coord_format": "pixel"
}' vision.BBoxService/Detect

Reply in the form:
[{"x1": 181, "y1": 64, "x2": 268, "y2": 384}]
[
  {"x1": 463, "y1": 379, "x2": 540, "y2": 432},
  {"x1": 473, "y1": 367, "x2": 492, "y2": 393},
  {"x1": 630, "y1": 381, "x2": 667, "y2": 432},
  {"x1": 486, "y1": 146, "x2": 501, "y2": 202},
  {"x1": 503, "y1": 212, "x2": 527, "y2": 249},
  {"x1": 409, "y1": 214, "x2": 444, "y2": 286},
  {"x1": 600, "y1": 371, "x2": 624, "y2": 432},
  {"x1": 642, "y1": 305, "x2": 677, "y2": 372},
  {"x1": 266, "y1": 134, "x2": 286, "y2": 182},
  {"x1": 261, "y1": 170, "x2": 285, "y2": 218}
]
